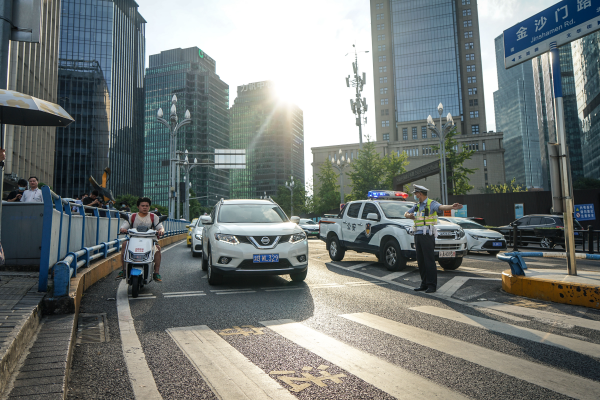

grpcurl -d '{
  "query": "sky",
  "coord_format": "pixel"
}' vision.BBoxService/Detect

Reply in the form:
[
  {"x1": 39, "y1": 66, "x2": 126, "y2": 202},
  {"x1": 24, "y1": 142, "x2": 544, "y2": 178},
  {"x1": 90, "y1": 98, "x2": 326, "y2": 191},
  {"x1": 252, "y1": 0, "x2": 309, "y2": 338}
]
[{"x1": 139, "y1": 0, "x2": 558, "y2": 186}]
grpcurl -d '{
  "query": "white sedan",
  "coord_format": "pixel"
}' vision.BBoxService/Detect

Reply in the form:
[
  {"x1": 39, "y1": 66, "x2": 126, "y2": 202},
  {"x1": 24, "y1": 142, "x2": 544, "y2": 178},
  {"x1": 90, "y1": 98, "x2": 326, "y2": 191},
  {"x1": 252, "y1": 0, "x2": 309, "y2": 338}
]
[
  {"x1": 190, "y1": 218, "x2": 204, "y2": 258},
  {"x1": 439, "y1": 217, "x2": 506, "y2": 254}
]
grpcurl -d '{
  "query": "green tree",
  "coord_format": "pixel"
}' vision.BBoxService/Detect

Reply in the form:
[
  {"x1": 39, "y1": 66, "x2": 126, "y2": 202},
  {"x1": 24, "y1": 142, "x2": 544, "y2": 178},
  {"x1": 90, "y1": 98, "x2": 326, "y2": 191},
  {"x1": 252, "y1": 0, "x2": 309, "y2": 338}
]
[
  {"x1": 479, "y1": 178, "x2": 527, "y2": 194},
  {"x1": 273, "y1": 183, "x2": 307, "y2": 217},
  {"x1": 573, "y1": 177, "x2": 600, "y2": 190},
  {"x1": 380, "y1": 151, "x2": 409, "y2": 190},
  {"x1": 314, "y1": 159, "x2": 340, "y2": 215},
  {"x1": 348, "y1": 138, "x2": 384, "y2": 200},
  {"x1": 304, "y1": 180, "x2": 315, "y2": 215},
  {"x1": 434, "y1": 128, "x2": 477, "y2": 195}
]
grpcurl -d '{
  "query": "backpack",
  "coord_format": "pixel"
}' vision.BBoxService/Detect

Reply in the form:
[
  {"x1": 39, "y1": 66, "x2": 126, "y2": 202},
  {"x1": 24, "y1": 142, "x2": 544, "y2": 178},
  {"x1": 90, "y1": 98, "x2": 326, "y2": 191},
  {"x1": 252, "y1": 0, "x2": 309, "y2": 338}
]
[{"x1": 130, "y1": 213, "x2": 156, "y2": 230}]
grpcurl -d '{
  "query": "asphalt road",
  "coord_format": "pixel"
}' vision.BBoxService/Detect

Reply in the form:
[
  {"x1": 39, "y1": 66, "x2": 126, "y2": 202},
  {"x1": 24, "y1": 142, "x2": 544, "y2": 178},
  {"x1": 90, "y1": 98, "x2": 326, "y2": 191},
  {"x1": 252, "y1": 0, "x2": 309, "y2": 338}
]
[{"x1": 67, "y1": 239, "x2": 600, "y2": 400}]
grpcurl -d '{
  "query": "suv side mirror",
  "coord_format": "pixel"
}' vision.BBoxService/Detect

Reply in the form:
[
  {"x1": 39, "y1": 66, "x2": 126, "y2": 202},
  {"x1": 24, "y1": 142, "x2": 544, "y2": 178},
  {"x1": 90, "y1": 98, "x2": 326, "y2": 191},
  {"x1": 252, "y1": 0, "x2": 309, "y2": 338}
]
[
  {"x1": 366, "y1": 213, "x2": 379, "y2": 221},
  {"x1": 290, "y1": 216, "x2": 300, "y2": 224},
  {"x1": 200, "y1": 215, "x2": 212, "y2": 225}
]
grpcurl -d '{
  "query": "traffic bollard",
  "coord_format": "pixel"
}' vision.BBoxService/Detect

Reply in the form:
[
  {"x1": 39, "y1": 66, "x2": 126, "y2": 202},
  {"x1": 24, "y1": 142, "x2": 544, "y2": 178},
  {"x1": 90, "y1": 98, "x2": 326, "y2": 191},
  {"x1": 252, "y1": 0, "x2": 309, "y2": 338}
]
[
  {"x1": 589, "y1": 225, "x2": 595, "y2": 255},
  {"x1": 512, "y1": 224, "x2": 518, "y2": 252}
]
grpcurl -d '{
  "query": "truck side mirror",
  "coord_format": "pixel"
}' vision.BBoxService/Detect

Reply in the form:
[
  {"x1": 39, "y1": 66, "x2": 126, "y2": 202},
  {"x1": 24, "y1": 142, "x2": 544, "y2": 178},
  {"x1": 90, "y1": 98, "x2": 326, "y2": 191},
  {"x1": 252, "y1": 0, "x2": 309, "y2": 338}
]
[
  {"x1": 366, "y1": 213, "x2": 379, "y2": 221},
  {"x1": 290, "y1": 216, "x2": 300, "y2": 224}
]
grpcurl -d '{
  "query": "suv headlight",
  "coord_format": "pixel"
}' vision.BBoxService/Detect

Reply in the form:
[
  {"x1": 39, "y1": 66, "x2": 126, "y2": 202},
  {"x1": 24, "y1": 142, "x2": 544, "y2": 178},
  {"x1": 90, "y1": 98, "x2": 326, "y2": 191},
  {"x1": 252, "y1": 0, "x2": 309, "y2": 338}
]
[
  {"x1": 456, "y1": 229, "x2": 465, "y2": 239},
  {"x1": 194, "y1": 233, "x2": 202, "y2": 240},
  {"x1": 289, "y1": 231, "x2": 307, "y2": 243},
  {"x1": 215, "y1": 233, "x2": 239, "y2": 245}
]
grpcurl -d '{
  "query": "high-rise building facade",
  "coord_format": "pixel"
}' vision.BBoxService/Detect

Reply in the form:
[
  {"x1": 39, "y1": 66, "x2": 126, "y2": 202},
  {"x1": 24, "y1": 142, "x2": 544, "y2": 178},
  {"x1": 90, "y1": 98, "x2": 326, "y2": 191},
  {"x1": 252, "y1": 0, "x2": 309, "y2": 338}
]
[
  {"x1": 144, "y1": 47, "x2": 230, "y2": 208},
  {"x1": 229, "y1": 81, "x2": 304, "y2": 199},
  {"x1": 54, "y1": 0, "x2": 146, "y2": 198},
  {"x1": 532, "y1": 45, "x2": 583, "y2": 190},
  {"x1": 371, "y1": 0, "x2": 486, "y2": 144},
  {"x1": 493, "y1": 34, "x2": 542, "y2": 189},
  {"x1": 572, "y1": 32, "x2": 600, "y2": 179},
  {"x1": 4, "y1": 0, "x2": 61, "y2": 190}
]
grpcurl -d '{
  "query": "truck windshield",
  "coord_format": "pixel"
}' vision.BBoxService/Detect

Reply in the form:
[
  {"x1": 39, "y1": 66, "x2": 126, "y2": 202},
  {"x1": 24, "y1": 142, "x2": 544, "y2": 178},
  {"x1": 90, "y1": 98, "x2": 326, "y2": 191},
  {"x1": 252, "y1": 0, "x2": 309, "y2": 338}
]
[
  {"x1": 218, "y1": 204, "x2": 289, "y2": 223},
  {"x1": 379, "y1": 202, "x2": 415, "y2": 219}
]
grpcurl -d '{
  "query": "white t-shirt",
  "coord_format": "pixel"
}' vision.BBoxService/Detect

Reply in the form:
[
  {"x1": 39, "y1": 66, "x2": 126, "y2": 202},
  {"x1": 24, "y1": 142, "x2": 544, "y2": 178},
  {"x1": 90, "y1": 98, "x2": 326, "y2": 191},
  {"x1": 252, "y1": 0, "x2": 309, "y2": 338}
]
[
  {"x1": 21, "y1": 188, "x2": 43, "y2": 203},
  {"x1": 120, "y1": 213, "x2": 164, "y2": 231}
]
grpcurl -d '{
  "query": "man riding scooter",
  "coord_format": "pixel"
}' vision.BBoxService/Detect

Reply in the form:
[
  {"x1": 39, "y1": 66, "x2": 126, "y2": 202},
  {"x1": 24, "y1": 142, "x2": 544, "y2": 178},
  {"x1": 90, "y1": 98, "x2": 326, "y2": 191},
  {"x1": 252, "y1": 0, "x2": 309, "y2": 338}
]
[{"x1": 119, "y1": 197, "x2": 165, "y2": 281}]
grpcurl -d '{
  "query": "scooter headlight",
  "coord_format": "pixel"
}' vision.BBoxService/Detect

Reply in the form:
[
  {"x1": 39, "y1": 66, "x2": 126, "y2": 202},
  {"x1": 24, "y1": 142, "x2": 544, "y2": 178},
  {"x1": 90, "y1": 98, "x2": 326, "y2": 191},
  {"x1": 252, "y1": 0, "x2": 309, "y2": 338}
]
[
  {"x1": 128, "y1": 250, "x2": 151, "y2": 261},
  {"x1": 215, "y1": 233, "x2": 239, "y2": 245}
]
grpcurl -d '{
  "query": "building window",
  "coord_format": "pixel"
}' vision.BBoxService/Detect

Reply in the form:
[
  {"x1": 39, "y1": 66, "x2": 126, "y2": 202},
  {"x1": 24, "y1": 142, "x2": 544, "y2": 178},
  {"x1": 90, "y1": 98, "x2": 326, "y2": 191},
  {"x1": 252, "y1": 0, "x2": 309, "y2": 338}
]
[
  {"x1": 462, "y1": 0, "x2": 471, "y2": 4},
  {"x1": 464, "y1": 31, "x2": 473, "y2": 38},
  {"x1": 469, "y1": 100, "x2": 473, "y2": 106},
  {"x1": 463, "y1": 20, "x2": 472, "y2": 27},
  {"x1": 378, "y1": 55, "x2": 387, "y2": 62},
  {"x1": 482, "y1": 141, "x2": 486, "y2": 150},
  {"x1": 469, "y1": 111, "x2": 479, "y2": 118},
  {"x1": 472, "y1": 125, "x2": 480, "y2": 134},
  {"x1": 378, "y1": 45, "x2": 386, "y2": 51},
  {"x1": 382, "y1": 120, "x2": 390, "y2": 127},
  {"x1": 379, "y1": 77, "x2": 388, "y2": 84},
  {"x1": 377, "y1": 34, "x2": 386, "y2": 41},
  {"x1": 484, "y1": 159, "x2": 487, "y2": 167},
  {"x1": 377, "y1": 23, "x2": 385, "y2": 30},
  {"x1": 379, "y1": 66, "x2": 387, "y2": 73},
  {"x1": 462, "y1": 9, "x2": 471, "y2": 16},
  {"x1": 467, "y1": 76, "x2": 477, "y2": 84},
  {"x1": 376, "y1": 13, "x2": 384, "y2": 20},
  {"x1": 473, "y1": 99, "x2": 478, "y2": 106},
  {"x1": 465, "y1": 53, "x2": 475, "y2": 61},
  {"x1": 431, "y1": 131, "x2": 437, "y2": 138},
  {"x1": 421, "y1": 126, "x2": 427, "y2": 139},
  {"x1": 351, "y1": 150, "x2": 354, "y2": 159},
  {"x1": 468, "y1": 87, "x2": 478, "y2": 95},
  {"x1": 467, "y1": 64, "x2": 476, "y2": 72},
  {"x1": 381, "y1": 109, "x2": 389, "y2": 116},
  {"x1": 412, "y1": 127, "x2": 417, "y2": 140},
  {"x1": 467, "y1": 143, "x2": 479, "y2": 151},
  {"x1": 485, "y1": 173, "x2": 488, "y2": 181},
  {"x1": 380, "y1": 98, "x2": 388, "y2": 105},
  {"x1": 376, "y1": 3, "x2": 383, "y2": 9},
  {"x1": 383, "y1": 133, "x2": 390, "y2": 141},
  {"x1": 403, "y1": 128, "x2": 408, "y2": 140},
  {"x1": 380, "y1": 87, "x2": 388, "y2": 94},
  {"x1": 464, "y1": 42, "x2": 474, "y2": 49}
]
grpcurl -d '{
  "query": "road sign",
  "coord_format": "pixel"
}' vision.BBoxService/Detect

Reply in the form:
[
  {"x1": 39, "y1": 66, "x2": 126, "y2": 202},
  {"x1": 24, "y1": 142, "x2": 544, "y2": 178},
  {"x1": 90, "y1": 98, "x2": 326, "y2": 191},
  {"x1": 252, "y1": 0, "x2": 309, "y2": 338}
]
[
  {"x1": 574, "y1": 204, "x2": 596, "y2": 221},
  {"x1": 514, "y1": 203, "x2": 524, "y2": 220},
  {"x1": 454, "y1": 205, "x2": 467, "y2": 218},
  {"x1": 503, "y1": 0, "x2": 600, "y2": 69}
]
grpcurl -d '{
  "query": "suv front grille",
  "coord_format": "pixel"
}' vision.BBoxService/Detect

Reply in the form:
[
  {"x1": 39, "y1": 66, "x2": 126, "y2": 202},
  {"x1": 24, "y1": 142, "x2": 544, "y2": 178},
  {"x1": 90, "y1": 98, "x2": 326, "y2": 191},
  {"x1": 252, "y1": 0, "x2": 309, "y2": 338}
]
[
  {"x1": 235, "y1": 235, "x2": 292, "y2": 248},
  {"x1": 435, "y1": 244, "x2": 461, "y2": 250},
  {"x1": 237, "y1": 259, "x2": 292, "y2": 270}
]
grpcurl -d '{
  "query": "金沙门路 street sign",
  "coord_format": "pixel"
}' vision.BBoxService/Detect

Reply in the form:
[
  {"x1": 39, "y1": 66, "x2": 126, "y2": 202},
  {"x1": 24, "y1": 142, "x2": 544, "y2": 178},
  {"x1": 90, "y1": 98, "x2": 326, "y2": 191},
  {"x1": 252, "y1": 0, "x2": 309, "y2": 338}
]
[{"x1": 503, "y1": 0, "x2": 600, "y2": 69}]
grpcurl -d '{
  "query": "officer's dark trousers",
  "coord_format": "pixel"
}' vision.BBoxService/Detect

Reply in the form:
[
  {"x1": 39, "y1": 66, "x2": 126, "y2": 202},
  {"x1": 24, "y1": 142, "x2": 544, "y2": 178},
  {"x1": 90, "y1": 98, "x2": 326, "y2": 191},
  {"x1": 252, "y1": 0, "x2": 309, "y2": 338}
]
[{"x1": 415, "y1": 233, "x2": 436, "y2": 289}]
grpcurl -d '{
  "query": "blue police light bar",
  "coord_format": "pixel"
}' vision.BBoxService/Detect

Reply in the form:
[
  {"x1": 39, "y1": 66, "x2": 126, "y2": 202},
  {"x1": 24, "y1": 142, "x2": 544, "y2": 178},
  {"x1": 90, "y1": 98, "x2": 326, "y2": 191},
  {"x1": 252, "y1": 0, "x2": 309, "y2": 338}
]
[{"x1": 367, "y1": 190, "x2": 409, "y2": 200}]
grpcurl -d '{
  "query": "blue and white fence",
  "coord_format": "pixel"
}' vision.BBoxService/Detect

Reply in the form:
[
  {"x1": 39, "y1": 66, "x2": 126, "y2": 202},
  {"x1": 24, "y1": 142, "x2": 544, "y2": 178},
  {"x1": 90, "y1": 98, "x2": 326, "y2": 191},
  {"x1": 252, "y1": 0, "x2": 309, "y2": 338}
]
[
  {"x1": 497, "y1": 251, "x2": 600, "y2": 276},
  {"x1": 36, "y1": 186, "x2": 188, "y2": 295}
]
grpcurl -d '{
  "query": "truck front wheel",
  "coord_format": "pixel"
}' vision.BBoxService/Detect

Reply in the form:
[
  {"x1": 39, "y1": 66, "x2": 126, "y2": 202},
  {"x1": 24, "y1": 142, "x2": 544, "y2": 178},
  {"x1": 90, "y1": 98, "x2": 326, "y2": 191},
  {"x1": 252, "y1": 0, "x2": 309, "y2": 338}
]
[
  {"x1": 328, "y1": 236, "x2": 345, "y2": 261},
  {"x1": 382, "y1": 240, "x2": 407, "y2": 271},
  {"x1": 438, "y1": 258, "x2": 463, "y2": 270}
]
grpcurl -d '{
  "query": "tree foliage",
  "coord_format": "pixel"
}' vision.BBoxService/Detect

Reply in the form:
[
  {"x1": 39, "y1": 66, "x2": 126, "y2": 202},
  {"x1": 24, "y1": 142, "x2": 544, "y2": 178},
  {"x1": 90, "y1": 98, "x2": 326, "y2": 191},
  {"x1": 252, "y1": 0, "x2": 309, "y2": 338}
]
[
  {"x1": 314, "y1": 159, "x2": 340, "y2": 215},
  {"x1": 272, "y1": 182, "x2": 307, "y2": 217},
  {"x1": 479, "y1": 178, "x2": 527, "y2": 194},
  {"x1": 348, "y1": 139, "x2": 384, "y2": 200},
  {"x1": 573, "y1": 177, "x2": 600, "y2": 190},
  {"x1": 380, "y1": 151, "x2": 409, "y2": 191},
  {"x1": 433, "y1": 128, "x2": 477, "y2": 195}
]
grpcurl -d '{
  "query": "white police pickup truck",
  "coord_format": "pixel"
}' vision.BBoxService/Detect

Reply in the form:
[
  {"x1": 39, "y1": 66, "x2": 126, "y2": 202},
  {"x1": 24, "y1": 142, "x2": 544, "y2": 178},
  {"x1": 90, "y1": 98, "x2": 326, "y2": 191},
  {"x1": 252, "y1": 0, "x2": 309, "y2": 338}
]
[{"x1": 319, "y1": 192, "x2": 468, "y2": 271}]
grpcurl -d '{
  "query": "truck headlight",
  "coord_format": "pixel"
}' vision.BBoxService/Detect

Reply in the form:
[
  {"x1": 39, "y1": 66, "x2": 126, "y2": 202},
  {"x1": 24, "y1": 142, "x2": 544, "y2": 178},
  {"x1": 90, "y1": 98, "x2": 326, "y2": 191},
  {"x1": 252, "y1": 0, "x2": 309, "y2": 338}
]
[
  {"x1": 215, "y1": 233, "x2": 239, "y2": 245},
  {"x1": 456, "y1": 229, "x2": 465, "y2": 239},
  {"x1": 289, "y1": 231, "x2": 307, "y2": 243}
]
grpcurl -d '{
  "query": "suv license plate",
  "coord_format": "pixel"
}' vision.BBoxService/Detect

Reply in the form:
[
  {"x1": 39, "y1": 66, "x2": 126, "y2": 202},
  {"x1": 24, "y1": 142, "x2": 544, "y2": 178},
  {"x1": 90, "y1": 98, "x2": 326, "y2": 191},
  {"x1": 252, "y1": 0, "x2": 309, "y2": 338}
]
[
  {"x1": 253, "y1": 254, "x2": 279, "y2": 263},
  {"x1": 439, "y1": 251, "x2": 455, "y2": 258},
  {"x1": 492, "y1": 242, "x2": 503, "y2": 247}
]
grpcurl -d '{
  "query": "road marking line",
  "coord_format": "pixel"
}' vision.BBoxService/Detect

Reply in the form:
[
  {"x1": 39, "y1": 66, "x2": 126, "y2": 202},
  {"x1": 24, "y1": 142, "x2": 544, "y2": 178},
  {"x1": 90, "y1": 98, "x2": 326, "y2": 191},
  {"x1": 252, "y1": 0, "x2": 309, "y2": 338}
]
[
  {"x1": 163, "y1": 291, "x2": 205, "y2": 295},
  {"x1": 436, "y1": 277, "x2": 470, "y2": 297},
  {"x1": 163, "y1": 293, "x2": 206, "y2": 298},
  {"x1": 345, "y1": 282, "x2": 388, "y2": 286},
  {"x1": 380, "y1": 270, "x2": 414, "y2": 281},
  {"x1": 117, "y1": 280, "x2": 162, "y2": 400},
  {"x1": 215, "y1": 291, "x2": 257, "y2": 295},
  {"x1": 410, "y1": 306, "x2": 600, "y2": 358},
  {"x1": 347, "y1": 262, "x2": 374, "y2": 270},
  {"x1": 480, "y1": 309, "x2": 528, "y2": 322},
  {"x1": 265, "y1": 288, "x2": 306, "y2": 292},
  {"x1": 260, "y1": 319, "x2": 467, "y2": 400},
  {"x1": 210, "y1": 289, "x2": 254, "y2": 292},
  {"x1": 474, "y1": 301, "x2": 600, "y2": 331},
  {"x1": 342, "y1": 312, "x2": 600, "y2": 400},
  {"x1": 167, "y1": 325, "x2": 296, "y2": 400},
  {"x1": 129, "y1": 296, "x2": 157, "y2": 300},
  {"x1": 161, "y1": 241, "x2": 184, "y2": 253}
]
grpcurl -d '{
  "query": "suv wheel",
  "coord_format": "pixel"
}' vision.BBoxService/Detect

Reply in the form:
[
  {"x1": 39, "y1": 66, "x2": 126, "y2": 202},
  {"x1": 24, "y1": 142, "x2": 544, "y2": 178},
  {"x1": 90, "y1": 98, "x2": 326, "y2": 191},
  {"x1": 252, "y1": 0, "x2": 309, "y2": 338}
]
[
  {"x1": 382, "y1": 240, "x2": 407, "y2": 271},
  {"x1": 207, "y1": 253, "x2": 223, "y2": 285},
  {"x1": 201, "y1": 247, "x2": 209, "y2": 271},
  {"x1": 540, "y1": 238, "x2": 555, "y2": 249},
  {"x1": 327, "y1": 235, "x2": 345, "y2": 261},
  {"x1": 290, "y1": 270, "x2": 307, "y2": 282},
  {"x1": 439, "y1": 258, "x2": 463, "y2": 270}
]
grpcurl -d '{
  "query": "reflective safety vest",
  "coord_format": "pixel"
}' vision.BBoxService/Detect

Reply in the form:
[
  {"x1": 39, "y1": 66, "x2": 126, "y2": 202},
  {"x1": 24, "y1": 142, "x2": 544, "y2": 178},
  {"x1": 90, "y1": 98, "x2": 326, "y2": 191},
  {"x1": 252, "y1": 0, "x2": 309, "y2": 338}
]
[{"x1": 414, "y1": 198, "x2": 438, "y2": 227}]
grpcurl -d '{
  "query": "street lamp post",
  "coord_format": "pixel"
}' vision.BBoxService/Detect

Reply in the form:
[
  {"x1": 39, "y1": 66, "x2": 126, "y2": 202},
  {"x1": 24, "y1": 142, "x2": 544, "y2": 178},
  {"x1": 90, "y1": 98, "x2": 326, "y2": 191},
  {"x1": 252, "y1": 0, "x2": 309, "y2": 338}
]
[
  {"x1": 156, "y1": 95, "x2": 191, "y2": 218},
  {"x1": 330, "y1": 149, "x2": 351, "y2": 205},
  {"x1": 427, "y1": 103, "x2": 454, "y2": 205},
  {"x1": 346, "y1": 45, "x2": 369, "y2": 148},
  {"x1": 285, "y1": 176, "x2": 296, "y2": 216},
  {"x1": 180, "y1": 149, "x2": 200, "y2": 221}
]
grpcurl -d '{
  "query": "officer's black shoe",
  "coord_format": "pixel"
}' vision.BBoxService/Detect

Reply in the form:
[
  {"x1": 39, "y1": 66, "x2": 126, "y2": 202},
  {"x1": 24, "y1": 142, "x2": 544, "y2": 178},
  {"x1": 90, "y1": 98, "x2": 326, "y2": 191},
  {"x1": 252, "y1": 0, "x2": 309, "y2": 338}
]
[
  {"x1": 425, "y1": 287, "x2": 436, "y2": 293},
  {"x1": 414, "y1": 286, "x2": 427, "y2": 292}
]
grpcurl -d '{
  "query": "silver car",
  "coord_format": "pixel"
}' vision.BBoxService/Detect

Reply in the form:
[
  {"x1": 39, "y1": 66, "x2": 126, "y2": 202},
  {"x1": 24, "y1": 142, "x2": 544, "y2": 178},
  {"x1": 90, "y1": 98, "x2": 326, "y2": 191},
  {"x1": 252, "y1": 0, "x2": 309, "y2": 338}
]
[
  {"x1": 299, "y1": 218, "x2": 319, "y2": 238},
  {"x1": 190, "y1": 218, "x2": 204, "y2": 258}
]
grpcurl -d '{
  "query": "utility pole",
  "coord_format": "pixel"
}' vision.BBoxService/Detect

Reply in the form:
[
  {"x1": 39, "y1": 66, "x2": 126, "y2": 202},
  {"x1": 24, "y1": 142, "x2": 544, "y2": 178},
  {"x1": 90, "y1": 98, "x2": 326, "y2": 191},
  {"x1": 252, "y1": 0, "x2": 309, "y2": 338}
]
[
  {"x1": 346, "y1": 45, "x2": 369, "y2": 148},
  {"x1": 285, "y1": 176, "x2": 295, "y2": 216}
]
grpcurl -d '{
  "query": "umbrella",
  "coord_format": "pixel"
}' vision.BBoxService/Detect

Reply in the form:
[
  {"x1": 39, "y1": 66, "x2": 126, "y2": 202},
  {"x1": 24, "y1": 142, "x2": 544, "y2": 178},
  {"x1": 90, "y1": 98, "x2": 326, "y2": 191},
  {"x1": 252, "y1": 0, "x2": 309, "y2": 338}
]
[{"x1": 0, "y1": 89, "x2": 74, "y2": 127}]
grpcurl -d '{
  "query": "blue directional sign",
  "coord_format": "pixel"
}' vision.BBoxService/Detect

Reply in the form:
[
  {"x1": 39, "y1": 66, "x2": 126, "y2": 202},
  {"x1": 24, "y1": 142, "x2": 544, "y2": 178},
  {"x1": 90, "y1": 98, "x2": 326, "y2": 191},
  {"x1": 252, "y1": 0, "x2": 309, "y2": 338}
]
[
  {"x1": 574, "y1": 204, "x2": 596, "y2": 221},
  {"x1": 503, "y1": 0, "x2": 600, "y2": 69}
]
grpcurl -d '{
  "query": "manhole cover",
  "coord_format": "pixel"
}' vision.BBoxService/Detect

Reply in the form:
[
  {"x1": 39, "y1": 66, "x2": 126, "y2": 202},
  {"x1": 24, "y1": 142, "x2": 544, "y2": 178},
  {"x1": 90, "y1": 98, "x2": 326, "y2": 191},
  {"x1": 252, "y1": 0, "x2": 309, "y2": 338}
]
[{"x1": 76, "y1": 313, "x2": 109, "y2": 344}]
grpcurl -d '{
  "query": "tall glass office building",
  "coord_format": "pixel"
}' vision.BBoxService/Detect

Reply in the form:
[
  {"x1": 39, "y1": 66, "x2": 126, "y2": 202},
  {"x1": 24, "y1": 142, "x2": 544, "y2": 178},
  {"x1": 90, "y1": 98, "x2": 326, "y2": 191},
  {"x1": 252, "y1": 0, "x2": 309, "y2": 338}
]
[
  {"x1": 371, "y1": 0, "x2": 486, "y2": 144},
  {"x1": 54, "y1": 0, "x2": 146, "y2": 198},
  {"x1": 144, "y1": 47, "x2": 230, "y2": 209},
  {"x1": 229, "y1": 81, "x2": 304, "y2": 199},
  {"x1": 572, "y1": 32, "x2": 600, "y2": 179},
  {"x1": 532, "y1": 45, "x2": 583, "y2": 190},
  {"x1": 493, "y1": 34, "x2": 541, "y2": 188}
]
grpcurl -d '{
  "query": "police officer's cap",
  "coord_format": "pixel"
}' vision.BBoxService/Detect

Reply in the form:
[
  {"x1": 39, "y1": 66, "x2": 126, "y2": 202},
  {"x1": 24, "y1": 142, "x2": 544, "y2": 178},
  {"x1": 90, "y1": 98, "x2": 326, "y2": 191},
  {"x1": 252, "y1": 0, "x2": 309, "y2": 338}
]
[{"x1": 412, "y1": 184, "x2": 429, "y2": 193}]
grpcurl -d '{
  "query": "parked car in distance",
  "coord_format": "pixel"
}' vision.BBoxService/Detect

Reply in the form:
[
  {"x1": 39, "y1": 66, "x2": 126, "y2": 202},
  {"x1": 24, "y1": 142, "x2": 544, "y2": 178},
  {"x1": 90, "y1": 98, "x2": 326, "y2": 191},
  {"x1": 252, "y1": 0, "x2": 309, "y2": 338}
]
[
  {"x1": 186, "y1": 218, "x2": 198, "y2": 247},
  {"x1": 467, "y1": 217, "x2": 486, "y2": 226},
  {"x1": 190, "y1": 218, "x2": 204, "y2": 258},
  {"x1": 439, "y1": 217, "x2": 506, "y2": 254},
  {"x1": 496, "y1": 214, "x2": 583, "y2": 249},
  {"x1": 299, "y1": 218, "x2": 319, "y2": 238}
]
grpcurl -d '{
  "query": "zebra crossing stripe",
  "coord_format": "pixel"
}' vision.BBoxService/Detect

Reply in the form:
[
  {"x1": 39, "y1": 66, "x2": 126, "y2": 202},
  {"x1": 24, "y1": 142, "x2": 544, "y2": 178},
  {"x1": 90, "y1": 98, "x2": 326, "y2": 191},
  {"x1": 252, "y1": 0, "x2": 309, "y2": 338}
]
[
  {"x1": 260, "y1": 319, "x2": 468, "y2": 400},
  {"x1": 167, "y1": 325, "x2": 295, "y2": 400},
  {"x1": 411, "y1": 306, "x2": 600, "y2": 358},
  {"x1": 341, "y1": 312, "x2": 600, "y2": 400}
]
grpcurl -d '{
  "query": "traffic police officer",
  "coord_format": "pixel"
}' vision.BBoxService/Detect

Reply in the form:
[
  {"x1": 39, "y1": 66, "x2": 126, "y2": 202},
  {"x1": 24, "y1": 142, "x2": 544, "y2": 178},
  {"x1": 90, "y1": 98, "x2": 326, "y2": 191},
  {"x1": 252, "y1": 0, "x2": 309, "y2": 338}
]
[{"x1": 404, "y1": 185, "x2": 462, "y2": 293}]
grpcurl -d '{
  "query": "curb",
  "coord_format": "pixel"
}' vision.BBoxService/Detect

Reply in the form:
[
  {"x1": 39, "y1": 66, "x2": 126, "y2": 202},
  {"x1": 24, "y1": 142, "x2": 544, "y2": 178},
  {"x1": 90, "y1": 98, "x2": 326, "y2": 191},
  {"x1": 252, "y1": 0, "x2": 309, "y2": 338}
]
[{"x1": 502, "y1": 269, "x2": 600, "y2": 309}]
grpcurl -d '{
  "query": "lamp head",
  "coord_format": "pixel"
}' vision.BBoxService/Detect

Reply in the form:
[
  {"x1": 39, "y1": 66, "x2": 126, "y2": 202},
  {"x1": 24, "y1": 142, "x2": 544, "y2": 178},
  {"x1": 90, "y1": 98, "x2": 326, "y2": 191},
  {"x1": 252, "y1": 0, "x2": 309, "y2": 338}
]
[
  {"x1": 170, "y1": 103, "x2": 177, "y2": 116},
  {"x1": 194, "y1": 158, "x2": 197, "y2": 164},
  {"x1": 172, "y1": 95, "x2": 177, "y2": 105},
  {"x1": 157, "y1": 108, "x2": 163, "y2": 118},
  {"x1": 337, "y1": 159, "x2": 341, "y2": 166},
  {"x1": 447, "y1": 113, "x2": 454, "y2": 125},
  {"x1": 437, "y1": 103, "x2": 443, "y2": 115},
  {"x1": 185, "y1": 149, "x2": 188, "y2": 154},
  {"x1": 185, "y1": 110, "x2": 191, "y2": 119},
  {"x1": 339, "y1": 149, "x2": 342, "y2": 155},
  {"x1": 427, "y1": 115, "x2": 434, "y2": 126}
]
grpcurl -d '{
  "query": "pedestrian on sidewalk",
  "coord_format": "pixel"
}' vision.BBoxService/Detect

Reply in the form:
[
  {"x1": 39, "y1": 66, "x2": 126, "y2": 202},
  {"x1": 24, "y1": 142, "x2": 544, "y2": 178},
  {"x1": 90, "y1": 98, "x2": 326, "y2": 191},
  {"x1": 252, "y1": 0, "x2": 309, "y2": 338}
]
[
  {"x1": 21, "y1": 177, "x2": 43, "y2": 203},
  {"x1": 6, "y1": 179, "x2": 27, "y2": 202},
  {"x1": 404, "y1": 185, "x2": 462, "y2": 293}
]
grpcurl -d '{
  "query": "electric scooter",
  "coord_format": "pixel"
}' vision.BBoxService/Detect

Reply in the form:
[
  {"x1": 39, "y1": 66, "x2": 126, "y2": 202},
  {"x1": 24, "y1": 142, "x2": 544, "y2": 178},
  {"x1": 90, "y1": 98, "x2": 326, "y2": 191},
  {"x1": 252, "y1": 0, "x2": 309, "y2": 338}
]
[{"x1": 120, "y1": 214, "x2": 167, "y2": 298}]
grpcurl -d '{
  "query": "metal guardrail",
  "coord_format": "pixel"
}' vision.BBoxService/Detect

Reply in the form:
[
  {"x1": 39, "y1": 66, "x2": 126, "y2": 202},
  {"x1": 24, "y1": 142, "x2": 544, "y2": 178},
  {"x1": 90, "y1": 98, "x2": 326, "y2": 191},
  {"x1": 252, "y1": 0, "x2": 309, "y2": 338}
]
[
  {"x1": 39, "y1": 186, "x2": 189, "y2": 295},
  {"x1": 494, "y1": 226, "x2": 599, "y2": 254},
  {"x1": 497, "y1": 251, "x2": 600, "y2": 276}
]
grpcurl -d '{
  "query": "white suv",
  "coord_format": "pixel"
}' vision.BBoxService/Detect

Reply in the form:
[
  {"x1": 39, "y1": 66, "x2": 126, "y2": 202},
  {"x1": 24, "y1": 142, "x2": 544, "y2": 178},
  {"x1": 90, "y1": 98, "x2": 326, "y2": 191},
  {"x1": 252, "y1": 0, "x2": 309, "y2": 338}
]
[{"x1": 200, "y1": 199, "x2": 309, "y2": 285}]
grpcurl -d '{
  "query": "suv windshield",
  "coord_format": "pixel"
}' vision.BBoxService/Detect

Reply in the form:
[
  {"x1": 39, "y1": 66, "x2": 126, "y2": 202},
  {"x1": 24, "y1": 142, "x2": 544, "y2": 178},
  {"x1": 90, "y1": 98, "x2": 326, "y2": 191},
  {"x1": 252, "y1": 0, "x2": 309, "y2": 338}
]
[
  {"x1": 379, "y1": 202, "x2": 415, "y2": 219},
  {"x1": 218, "y1": 204, "x2": 289, "y2": 223}
]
